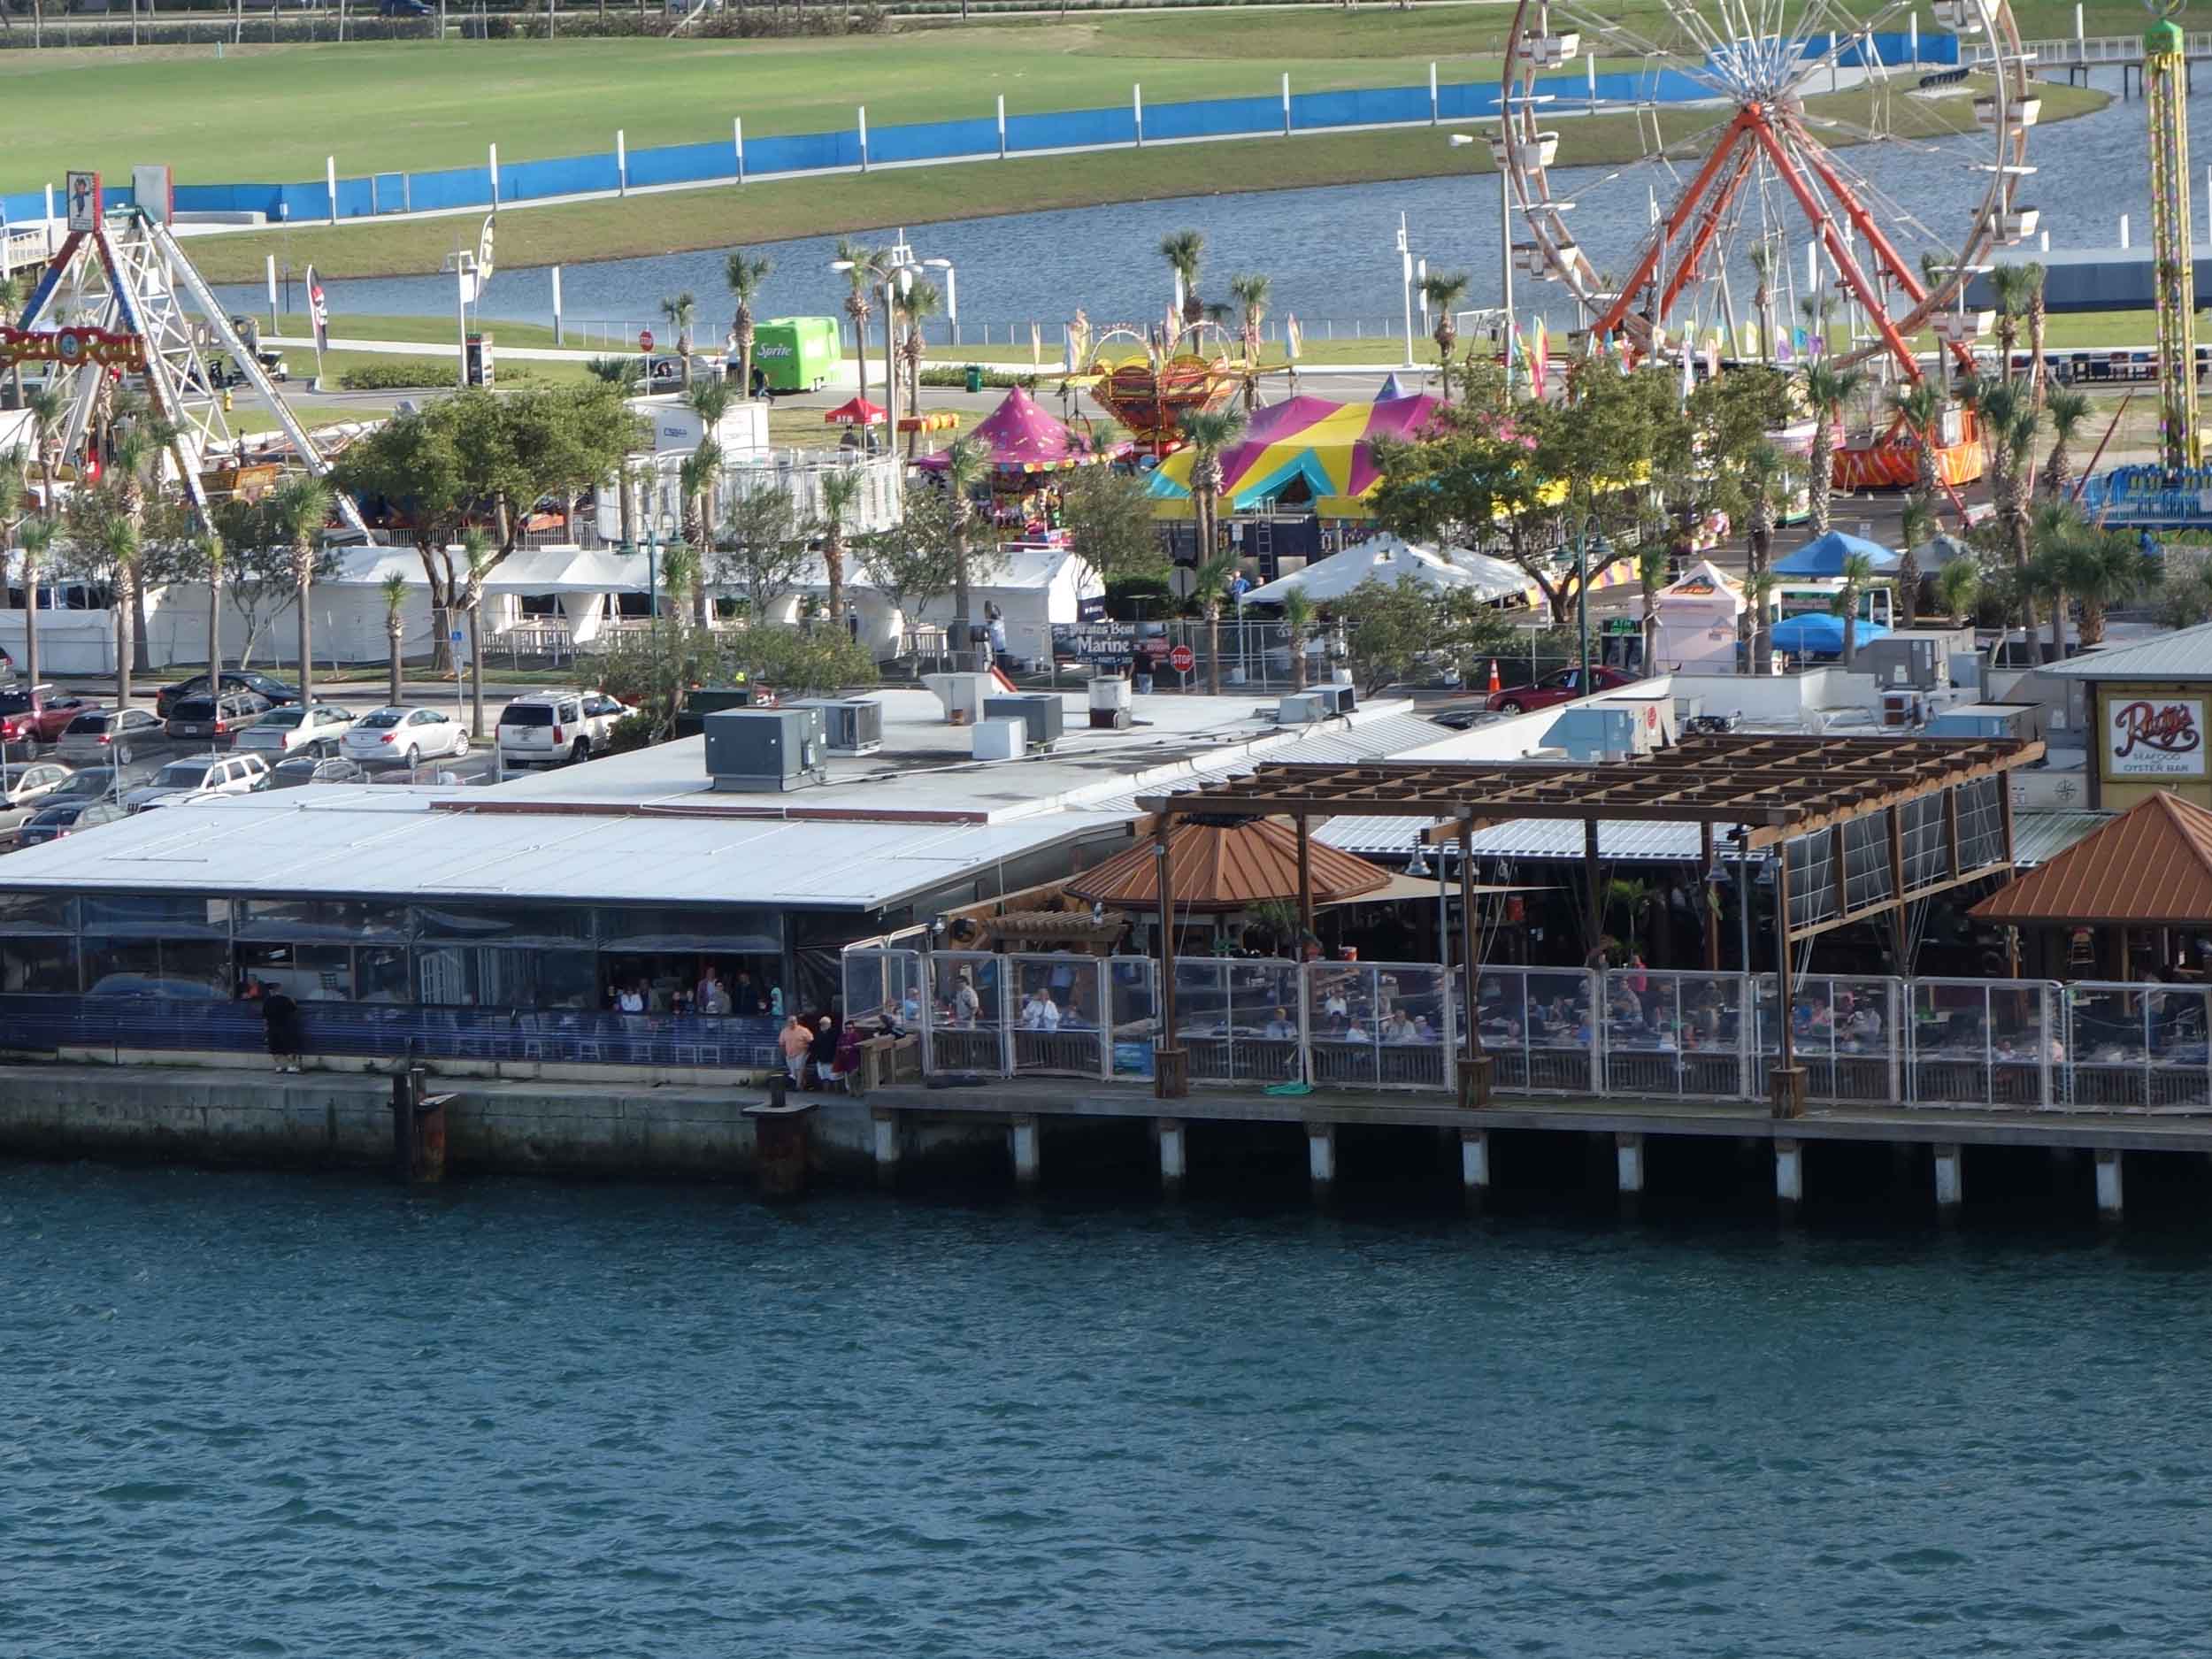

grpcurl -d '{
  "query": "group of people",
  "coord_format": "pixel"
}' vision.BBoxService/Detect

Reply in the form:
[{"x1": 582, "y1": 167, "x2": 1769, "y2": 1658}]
[
  {"x1": 608, "y1": 967, "x2": 786, "y2": 1020},
  {"x1": 778, "y1": 1011, "x2": 856, "y2": 1090}
]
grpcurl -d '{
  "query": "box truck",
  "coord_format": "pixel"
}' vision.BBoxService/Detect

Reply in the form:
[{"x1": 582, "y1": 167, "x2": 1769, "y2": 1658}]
[{"x1": 740, "y1": 317, "x2": 841, "y2": 395}]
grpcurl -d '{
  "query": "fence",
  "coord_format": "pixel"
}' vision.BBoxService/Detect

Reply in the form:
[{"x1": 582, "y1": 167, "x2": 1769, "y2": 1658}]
[
  {"x1": 839, "y1": 949, "x2": 2212, "y2": 1115},
  {"x1": 0, "y1": 33, "x2": 1957, "y2": 235}
]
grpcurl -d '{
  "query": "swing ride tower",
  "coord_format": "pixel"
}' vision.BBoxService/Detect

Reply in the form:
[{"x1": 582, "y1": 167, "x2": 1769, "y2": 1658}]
[{"x1": 2146, "y1": 4, "x2": 2200, "y2": 470}]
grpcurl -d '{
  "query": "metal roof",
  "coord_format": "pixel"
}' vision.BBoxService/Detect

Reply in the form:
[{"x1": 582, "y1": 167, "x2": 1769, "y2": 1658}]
[
  {"x1": 0, "y1": 792, "x2": 1124, "y2": 913},
  {"x1": 1068, "y1": 818, "x2": 1389, "y2": 911},
  {"x1": 2013, "y1": 810, "x2": 2114, "y2": 868},
  {"x1": 1071, "y1": 712, "x2": 1456, "y2": 816},
  {"x1": 1318, "y1": 815, "x2": 1720, "y2": 864},
  {"x1": 1974, "y1": 794, "x2": 2212, "y2": 926},
  {"x1": 2039, "y1": 623, "x2": 2212, "y2": 682}
]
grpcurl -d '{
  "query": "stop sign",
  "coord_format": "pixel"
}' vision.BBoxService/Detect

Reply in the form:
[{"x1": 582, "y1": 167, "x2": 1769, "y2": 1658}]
[
  {"x1": 1168, "y1": 643, "x2": 1195, "y2": 673},
  {"x1": 638, "y1": 327, "x2": 655, "y2": 353}
]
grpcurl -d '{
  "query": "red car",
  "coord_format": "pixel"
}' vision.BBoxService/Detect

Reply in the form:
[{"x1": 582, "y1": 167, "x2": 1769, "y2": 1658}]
[
  {"x1": 1486, "y1": 665, "x2": 1640, "y2": 716},
  {"x1": 0, "y1": 684, "x2": 96, "y2": 747}
]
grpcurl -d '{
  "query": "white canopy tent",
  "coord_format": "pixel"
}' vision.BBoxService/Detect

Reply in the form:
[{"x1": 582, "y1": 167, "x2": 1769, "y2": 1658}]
[
  {"x1": 1244, "y1": 534, "x2": 1530, "y2": 606},
  {"x1": 1650, "y1": 558, "x2": 1746, "y2": 675}
]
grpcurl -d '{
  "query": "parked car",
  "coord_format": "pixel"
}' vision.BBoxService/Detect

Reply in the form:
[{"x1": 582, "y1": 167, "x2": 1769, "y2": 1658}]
[
  {"x1": 234, "y1": 703, "x2": 357, "y2": 757},
  {"x1": 342, "y1": 706, "x2": 471, "y2": 765},
  {"x1": 0, "y1": 761, "x2": 73, "y2": 833},
  {"x1": 58, "y1": 706, "x2": 168, "y2": 765},
  {"x1": 153, "y1": 671, "x2": 301, "y2": 719},
  {"x1": 379, "y1": 0, "x2": 433, "y2": 15},
  {"x1": 0, "y1": 685, "x2": 96, "y2": 747},
  {"x1": 16, "y1": 797, "x2": 129, "y2": 847},
  {"x1": 269, "y1": 755, "x2": 366, "y2": 789},
  {"x1": 496, "y1": 690, "x2": 631, "y2": 768},
  {"x1": 46, "y1": 765, "x2": 121, "y2": 801},
  {"x1": 1485, "y1": 665, "x2": 1641, "y2": 716},
  {"x1": 165, "y1": 689, "x2": 273, "y2": 744},
  {"x1": 122, "y1": 753, "x2": 272, "y2": 812}
]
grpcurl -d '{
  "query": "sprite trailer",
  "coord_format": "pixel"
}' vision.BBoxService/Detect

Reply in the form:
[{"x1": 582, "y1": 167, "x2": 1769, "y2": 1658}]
[{"x1": 744, "y1": 317, "x2": 840, "y2": 393}]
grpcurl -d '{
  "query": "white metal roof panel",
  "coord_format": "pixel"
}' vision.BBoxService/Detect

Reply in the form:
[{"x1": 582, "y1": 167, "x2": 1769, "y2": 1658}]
[{"x1": 2040, "y1": 622, "x2": 2212, "y2": 681}]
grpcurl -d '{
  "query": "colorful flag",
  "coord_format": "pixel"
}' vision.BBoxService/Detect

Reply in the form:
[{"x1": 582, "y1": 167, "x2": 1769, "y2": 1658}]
[
  {"x1": 1030, "y1": 320, "x2": 1041, "y2": 367},
  {"x1": 307, "y1": 265, "x2": 329, "y2": 357},
  {"x1": 1286, "y1": 313, "x2": 1303, "y2": 361},
  {"x1": 1678, "y1": 339, "x2": 1694, "y2": 405},
  {"x1": 1704, "y1": 330, "x2": 1721, "y2": 380},
  {"x1": 1530, "y1": 319, "x2": 1549, "y2": 399}
]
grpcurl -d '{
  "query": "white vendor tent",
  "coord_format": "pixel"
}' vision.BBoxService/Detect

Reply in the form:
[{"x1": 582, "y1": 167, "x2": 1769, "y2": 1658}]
[
  {"x1": 1649, "y1": 559, "x2": 1746, "y2": 675},
  {"x1": 1244, "y1": 534, "x2": 1529, "y2": 606},
  {"x1": 770, "y1": 541, "x2": 1095, "y2": 664}
]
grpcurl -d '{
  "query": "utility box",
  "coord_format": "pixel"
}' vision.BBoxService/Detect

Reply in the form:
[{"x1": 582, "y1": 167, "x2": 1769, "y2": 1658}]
[
  {"x1": 704, "y1": 707, "x2": 827, "y2": 792},
  {"x1": 1924, "y1": 701, "x2": 2047, "y2": 744},
  {"x1": 1088, "y1": 674, "x2": 1133, "y2": 729},
  {"x1": 972, "y1": 718, "x2": 1025, "y2": 762},
  {"x1": 790, "y1": 696, "x2": 884, "y2": 757},
  {"x1": 1858, "y1": 634, "x2": 1946, "y2": 690},
  {"x1": 672, "y1": 684, "x2": 755, "y2": 740},
  {"x1": 465, "y1": 333, "x2": 495, "y2": 388},
  {"x1": 742, "y1": 316, "x2": 841, "y2": 394},
  {"x1": 1278, "y1": 692, "x2": 1329, "y2": 724},
  {"x1": 923, "y1": 670, "x2": 995, "y2": 726},
  {"x1": 984, "y1": 694, "x2": 1065, "y2": 752},
  {"x1": 1542, "y1": 705, "x2": 1664, "y2": 763}
]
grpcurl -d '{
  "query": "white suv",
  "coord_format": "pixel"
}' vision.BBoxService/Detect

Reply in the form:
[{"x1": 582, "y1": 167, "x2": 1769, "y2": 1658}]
[
  {"x1": 497, "y1": 690, "x2": 631, "y2": 769},
  {"x1": 122, "y1": 752, "x2": 272, "y2": 812}
]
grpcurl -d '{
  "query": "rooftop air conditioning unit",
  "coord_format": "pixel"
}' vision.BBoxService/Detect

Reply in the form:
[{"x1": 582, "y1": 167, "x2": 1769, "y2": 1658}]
[
  {"x1": 704, "y1": 707, "x2": 827, "y2": 793},
  {"x1": 983, "y1": 693, "x2": 1065, "y2": 752},
  {"x1": 1088, "y1": 674, "x2": 1133, "y2": 729},
  {"x1": 922, "y1": 670, "x2": 995, "y2": 726},
  {"x1": 791, "y1": 696, "x2": 883, "y2": 757},
  {"x1": 1312, "y1": 684, "x2": 1358, "y2": 717},
  {"x1": 1278, "y1": 691, "x2": 1329, "y2": 724},
  {"x1": 972, "y1": 718, "x2": 1025, "y2": 762}
]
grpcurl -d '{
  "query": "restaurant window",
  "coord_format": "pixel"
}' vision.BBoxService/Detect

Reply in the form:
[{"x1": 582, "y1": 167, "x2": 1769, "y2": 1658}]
[
  {"x1": 235, "y1": 900, "x2": 408, "y2": 941},
  {"x1": 237, "y1": 942, "x2": 356, "y2": 1002},
  {"x1": 0, "y1": 894, "x2": 77, "y2": 933},
  {"x1": 359, "y1": 947, "x2": 411, "y2": 1004},
  {"x1": 416, "y1": 945, "x2": 596, "y2": 1010},
  {"x1": 81, "y1": 895, "x2": 229, "y2": 938},
  {"x1": 82, "y1": 939, "x2": 229, "y2": 998},
  {"x1": 413, "y1": 903, "x2": 595, "y2": 947},
  {"x1": 1, "y1": 936, "x2": 76, "y2": 995}
]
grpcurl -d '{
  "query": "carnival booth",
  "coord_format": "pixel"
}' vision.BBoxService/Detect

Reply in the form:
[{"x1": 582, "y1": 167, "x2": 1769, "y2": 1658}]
[
  {"x1": 1147, "y1": 394, "x2": 1442, "y2": 522},
  {"x1": 1650, "y1": 558, "x2": 1747, "y2": 674}
]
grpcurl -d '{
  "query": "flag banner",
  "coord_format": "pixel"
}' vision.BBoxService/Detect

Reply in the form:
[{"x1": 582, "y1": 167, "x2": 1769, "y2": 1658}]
[{"x1": 307, "y1": 265, "x2": 329, "y2": 357}]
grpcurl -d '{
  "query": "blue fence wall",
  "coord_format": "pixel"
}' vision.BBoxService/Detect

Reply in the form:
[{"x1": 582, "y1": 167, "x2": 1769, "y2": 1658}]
[{"x1": 4, "y1": 35, "x2": 1959, "y2": 234}]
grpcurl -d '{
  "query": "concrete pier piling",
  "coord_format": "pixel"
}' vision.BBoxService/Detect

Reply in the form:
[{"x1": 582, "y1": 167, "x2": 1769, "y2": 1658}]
[
  {"x1": 872, "y1": 1109, "x2": 900, "y2": 1192},
  {"x1": 2096, "y1": 1148, "x2": 2124, "y2": 1220},
  {"x1": 1934, "y1": 1144, "x2": 1964, "y2": 1219},
  {"x1": 1010, "y1": 1115, "x2": 1041, "y2": 1193},
  {"x1": 1306, "y1": 1122, "x2": 1336, "y2": 1201},
  {"x1": 1156, "y1": 1118, "x2": 1187, "y2": 1198},
  {"x1": 1775, "y1": 1137, "x2": 1803, "y2": 1216},
  {"x1": 745, "y1": 1100, "x2": 815, "y2": 1201},
  {"x1": 1460, "y1": 1128, "x2": 1490, "y2": 1206},
  {"x1": 1616, "y1": 1133, "x2": 1646, "y2": 1200}
]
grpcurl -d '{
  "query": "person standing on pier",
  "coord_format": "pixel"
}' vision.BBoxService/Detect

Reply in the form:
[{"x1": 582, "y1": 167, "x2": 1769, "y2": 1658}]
[{"x1": 251, "y1": 980, "x2": 304, "y2": 1075}]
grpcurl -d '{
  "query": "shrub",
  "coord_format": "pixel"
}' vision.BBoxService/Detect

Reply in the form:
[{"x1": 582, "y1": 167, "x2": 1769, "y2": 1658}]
[
  {"x1": 337, "y1": 359, "x2": 453, "y2": 391},
  {"x1": 919, "y1": 365, "x2": 1038, "y2": 390}
]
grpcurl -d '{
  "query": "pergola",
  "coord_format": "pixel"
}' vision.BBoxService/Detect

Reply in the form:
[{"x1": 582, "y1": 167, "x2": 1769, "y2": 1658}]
[{"x1": 1135, "y1": 735, "x2": 2043, "y2": 1112}]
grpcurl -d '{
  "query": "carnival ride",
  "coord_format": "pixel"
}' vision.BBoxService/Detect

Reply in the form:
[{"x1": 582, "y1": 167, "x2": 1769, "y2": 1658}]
[
  {"x1": 2145, "y1": 1, "x2": 2200, "y2": 470},
  {"x1": 1071, "y1": 324, "x2": 1249, "y2": 455},
  {"x1": 1496, "y1": 0, "x2": 2041, "y2": 487},
  {"x1": 2, "y1": 174, "x2": 366, "y2": 534}
]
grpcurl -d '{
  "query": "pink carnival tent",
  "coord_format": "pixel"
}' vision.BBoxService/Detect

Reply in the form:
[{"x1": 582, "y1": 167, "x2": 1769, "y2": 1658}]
[{"x1": 913, "y1": 385, "x2": 1110, "y2": 477}]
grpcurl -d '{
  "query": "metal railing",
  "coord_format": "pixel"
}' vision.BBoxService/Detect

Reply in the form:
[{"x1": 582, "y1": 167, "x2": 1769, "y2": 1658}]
[{"x1": 842, "y1": 949, "x2": 2212, "y2": 1116}]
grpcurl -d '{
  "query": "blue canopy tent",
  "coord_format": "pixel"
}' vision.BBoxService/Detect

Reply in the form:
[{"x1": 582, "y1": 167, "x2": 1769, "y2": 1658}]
[
  {"x1": 1770, "y1": 614, "x2": 1891, "y2": 656},
  {"x1": 1773, "y1": 530, "x2": 1899, "y2": 576}
]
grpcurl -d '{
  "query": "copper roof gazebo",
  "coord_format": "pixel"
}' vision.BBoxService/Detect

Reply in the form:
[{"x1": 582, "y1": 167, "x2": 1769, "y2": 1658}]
[
  {"x1": 1068, "y1": 818, "x2": 1390, "y2": 912},
  {"x1": 1134, "y1": 736, "x2": 2044, "y2": 1110}
]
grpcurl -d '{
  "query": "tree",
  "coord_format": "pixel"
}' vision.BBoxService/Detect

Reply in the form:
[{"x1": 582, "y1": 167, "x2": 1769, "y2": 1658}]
[
  {"x1": 210, "y1": 495, "x2": 335, "y2": 670},
  {"x1": 1178, "y1": 407, "x2": 1247, "y2": 591},
  {"x1": 710, "y1": 479, "x2": 809, "y2": 620},
  {"x1": 1635, "y1": 541, "x2": 1668, "y2": 668},
  {"x1": 1987, "y1": 263, "x2": 2040, "y2": 380},
  {"x1": 1279, "y1": 587, "x2": 1316, "y2": 691},
  {"x1": 1801, "y1": 361, "x2": 1864, "y2": 537},
  {"x1": 679, "y1": 438, "x2": 722, "y2": 574},
  {"x1": 1963, "y1": 374, "x2": 2044, "y2": 657},
  {"x1": 1896, "y1": 493, "x2": 1936, "y2": 627},
  {"x1": 1057, "y1": 463, "x2": 1166, "y2": 596},
  {"x1": 1740, "y1": 442, "x2": 1797, "y2": 672},
  {"x1": 1331, "y1": 574, "x2": 1517, "y2": 694},
  {"x1": 1369, "y1": 393, "x2": 1563, "y2": 618},
  {"x1": 584, "y1": 622, "x2": 878, "y2": 744},
  {"x1": 1933, "y1": 551, "x2": 1982, "y2": 626},
  {"x1": 2052, "y1": 519, "x2": 2159, "y2": 649},
  {"x1": 1417, "y1": 270, "x2": 1471, "y2": 402},
  {"x1": 331, "y1": 383, "x2": 640, "y2": 671},
  {"x1": 1228, "y1": 272, "x2": 1271, "y2": 409},
  {"x1": 1832, "y1": 549, "x2": 1878, "y2": 667},
  {"x1": 2021, "y1": 262, "x2": 2049, "y2": 400},
  {"x1": 659, "y1": 290, "x2": 698, "y2": 388},
  {"x1": 1889, "y1": 379, "x2": 1945, "y2": 501},
  {"x1": 1747, "y1": 240, "x2": 1778, "y2": 364},
  {"x1": 25, "y1": 386, "x2": 65, "y2": 526},
  {"x1": 2039, "y1": 388, "x2": 2093, "y2": 500},
  {"x1": 269, "y1": 473, "x2": 332, "y2": 701},
  {"x1": 833, "y1": 239, "x2": 884, "y2": 403},
  {"x1": 380, "y1": 572, "x2": 409, "y2": 705},
  {"x1": 15, "y1": 518, "x2": 51, "y2": 691},
  {"x1": 459, "y1": 527, "x2": 494, "y2": 739},
  {"x1": 725, "y1": 250, "x2": 774, "y2": 396},
  {"x1": 1189, "y1": 549, "x2": 1240, "y2": 696},
  {"x1": 1160, "y1": 228, "x2": 1205, "y2": 326},
  {"x1": 894, "y1": 277, "x2": 942, "y2": 457},
  {"x1": 940, "y1": 437, "x2": 989, "y2": 655},
  {"x1": 817, "y1": 465, "x2": 862, "y2": 630}
]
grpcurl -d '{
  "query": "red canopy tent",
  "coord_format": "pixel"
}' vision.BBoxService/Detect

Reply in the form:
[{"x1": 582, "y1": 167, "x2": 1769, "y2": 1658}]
[{"x1": 823, "y1": 396, "x2": 886, "y2": 426}]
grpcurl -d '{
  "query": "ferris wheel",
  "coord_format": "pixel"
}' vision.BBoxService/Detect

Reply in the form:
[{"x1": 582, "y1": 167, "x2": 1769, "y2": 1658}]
[{"x1": 1496, "y1": 0, "x2": 2040, "y2": 377}]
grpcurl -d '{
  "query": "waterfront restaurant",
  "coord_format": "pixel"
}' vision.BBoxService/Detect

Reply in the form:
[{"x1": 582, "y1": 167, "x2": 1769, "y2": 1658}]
[{"x1": 2043, "y1": 619, "x2": 2212, "y2": 813}]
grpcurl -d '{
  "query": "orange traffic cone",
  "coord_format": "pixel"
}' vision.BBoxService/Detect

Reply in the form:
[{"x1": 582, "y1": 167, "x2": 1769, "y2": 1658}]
[{"x1": 1487, "y1": 659, "x2": 1501, "y2": 695}]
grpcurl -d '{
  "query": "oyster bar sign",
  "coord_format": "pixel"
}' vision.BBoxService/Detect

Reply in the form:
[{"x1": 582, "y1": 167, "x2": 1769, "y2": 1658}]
[{"x1": 2108, "y1": 696, "x2": 2207, "y2": 777}]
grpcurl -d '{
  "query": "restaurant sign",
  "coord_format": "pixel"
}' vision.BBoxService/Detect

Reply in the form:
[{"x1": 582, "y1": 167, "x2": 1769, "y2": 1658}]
[{"x1": 2108, "y1": 695, "x2": 2207, "y2": 777}]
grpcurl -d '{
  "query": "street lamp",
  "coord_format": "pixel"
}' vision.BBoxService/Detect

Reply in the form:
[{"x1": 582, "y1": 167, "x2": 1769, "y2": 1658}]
[
  {"x1": 831, "y1": 230, "x2": 938, "y2": 515},
  {"x1": 923, "y1": 256, "x2": 957, "y2": 346},
  {"x1": 1449, "y1": 131, "x2": 1515, "y2": 397},
  {"x1": 1574, "y1": 512, "x2": 1607, "y2": 692}
]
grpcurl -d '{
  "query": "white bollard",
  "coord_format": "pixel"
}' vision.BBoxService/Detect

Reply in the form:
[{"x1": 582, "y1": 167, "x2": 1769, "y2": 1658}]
[
  {"x1": 1934, "y1": 1144, "x2": 1963, "y2": 1214},
  {"x1": 326, "y1": 156, "x2": 338, "y2": 225},
  {"x1": 616, "y1": 129, "x2": 627, "y2": 196},
  {"x1": 996, "y1": 95, "x2": 1007, "y2": 159},
  {"x1": 1616, "y1": 1132, "x2": 1646, "y2": 1195},
  {"x1": 734, "y1": 116, "x2": 746, "y2": 185},
  {"x1": 1284, "y1": 72, "x2": 1293, "y2": 137},
  {"x1": 1133, "y1": 82, "x2": 1144, "y2": 149},
  {"x1": 550, "y1": 265, "x2": 563, "y2": 345},
  {"x1": 857, "y1": 105, "x2": 869, "y2": 173},
  {"x1": 2120, "y1": 214, "x2": 2131, "y2": 249},
  {"x1": 488, "y1": 141, "x2": 499, "y2": 205},
  {"x1": 1157, "y1": 1118, "x2": 1187, "y2": 1195},
  {"x1": 1010, "y1": 1115, "x2": 1040, "y2": 1191},
  {"x1": 2095, "y1": 1148, "x2": 2124, "y2": 1219}
]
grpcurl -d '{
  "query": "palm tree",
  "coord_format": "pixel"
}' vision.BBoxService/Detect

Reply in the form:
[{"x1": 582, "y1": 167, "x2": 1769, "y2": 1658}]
[
  {"x1": 941, "y1": 436, "x2": 989, "y2": 658},
  {"x1": 687, "y1": 377, "x2": 730, "y2": 431},
  {"x1": 0, "y1": 274, "x2": 24, "y2": 410},
  {"x1": 724, "y1": 250, "x2": 773, "y2": 397},
  {"x1": 1800, "y1": 290, "x2": 1839, "y2": 358},
  {"x1": 98, "y1": 512, "x2": 141, "y2": 709},
  {"x1": 1280, "y1": 587, "x2": 1316, "y2": 692},
  {"x1": 1968, "y1": 374, "x2": 2044, "y2": 654},
  {"x1": 1179, "y1": 407, "x2": 1248, "y2": 594},
  {"x1": 1636, "y1": 542, "x2": 1668, "y2": 669},
  {"x1": 1933, "y1": 553, "x2": 1982, "y2": 626},
  {"x1": 271, "y1": 473, "x2": 332, "y2": 704},
  {"x1": 1228, "y1": 272, "x2": 1271, "y2": 411},
  {"x1": 198, "y1": 529, "x2": 224, "y2": 684},
  {"x1": 658, "y1": 541, "x2": 700, "y2": 638},
  {"x1": 2039, "y1": 388, "x2": 2093, "y2": 500},
  {"x1": 818, "y1": 465, "x2": 862, "y2": 634},
  {"x1": 1417, "y1": 270, "x2": 1471, "y2": 402},
  {"x1": 2020, "y1": 262, "x2": 2049, "y2": 399},
  {"x1": 1160, "y1": 228, "x2": 1205, "y2": 326},
  {"x1": 1747, "y1": 240, "x2": 1778, "y2": 363},
  {"x1": 105, "y1": 426, "x2": 154, "y2": 678},
  {"x1": 1987, "y1": 263, "x2": 2040, "y2": 380},
  {"x1": 1191, "y1": 549, "x2": 1240, "y2": 697},
  {"x1": 16, "y1": 518, "x2": 51, "y2": 691},
  {"x1": 25, "y1": 387, "x2": 65, "y2": 523},
  {"x1": 1801, "y1": 361, "x2": 1864, "y2": 536},
  {"x1": 2059, "y1": 528, "x2": 2160, "y2": 649},
  {"x1": 1896, "y1": 494, "x2": 1935, "y2": 627},
  {"x1": 1833, "y1": 550, "x2": 1878, "y2": 667},
  {"x1": 1889, "y1": 379, "x2": 1946, "y2": 500},
  {"x1": 893, "y1": 277, "x2": 942, "y2": 457},
  {"x1": 659, "y1": 291, "x2": 699, "y2": 388},
  {"x1": 380, "y1": 572, "x2": 409, "y2": 706},
  {"x1": 833, "y1": 239, "x2": 884, "y2": 403},
  {"x1": 1742, "y1": 567, "x2": 1778, "y2": 674},
  {"x1": 460, "y1": 527, "x2": 493, "y2": 740},
  {"x1": 678, "y1": 439, "x2": 722, "y2": 594}
]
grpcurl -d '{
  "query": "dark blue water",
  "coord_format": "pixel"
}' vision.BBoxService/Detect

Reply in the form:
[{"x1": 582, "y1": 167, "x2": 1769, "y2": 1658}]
[
  {"x1": 217, "y1": 67, "x2": 2163, "y2": 345},
  {"x1": 4, "y1": 1161, "x2": 2208, "y2": 1655}
]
